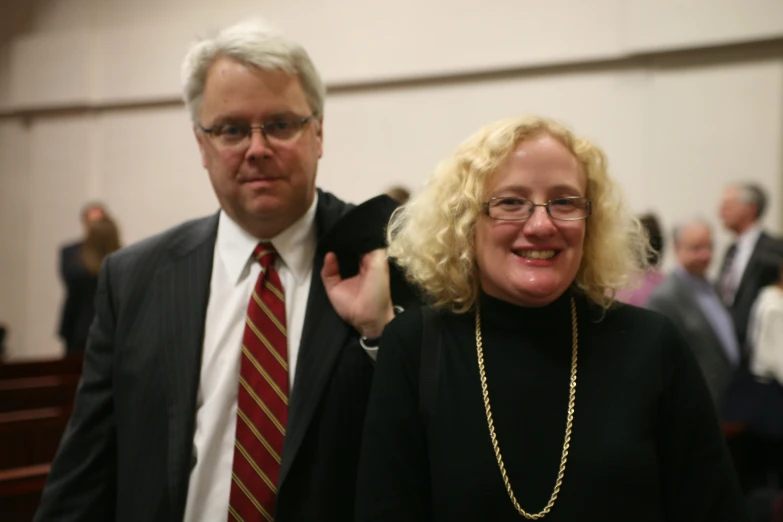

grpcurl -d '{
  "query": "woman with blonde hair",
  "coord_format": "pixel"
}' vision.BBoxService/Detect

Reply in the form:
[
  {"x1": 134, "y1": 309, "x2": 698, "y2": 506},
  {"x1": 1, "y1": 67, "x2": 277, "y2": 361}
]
[
  {"x1": 81, "y1": 217, "x2": 122, "y2": 276},
  {"x1": 59, "y1": 217, "x2": 121, "y2": 353},
  {"x1": 355, "y1": 116, "x2": 745, "y2": 521}
]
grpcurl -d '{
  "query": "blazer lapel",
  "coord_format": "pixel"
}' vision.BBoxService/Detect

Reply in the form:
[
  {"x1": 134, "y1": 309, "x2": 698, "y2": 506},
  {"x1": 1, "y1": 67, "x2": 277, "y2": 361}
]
[
  {"x1": 279, "y1": 191, "x2": 352, "y2": 486},
  {"x1": 157, "y1": 214, "x2": 218, "y2": 521}
]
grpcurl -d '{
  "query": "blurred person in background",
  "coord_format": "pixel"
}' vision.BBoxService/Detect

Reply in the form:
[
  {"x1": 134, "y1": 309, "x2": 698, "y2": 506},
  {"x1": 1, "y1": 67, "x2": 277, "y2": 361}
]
[
  {"x1": 725, "y1": 239, "x2": 783, "y2": 498},
  {"x1": 718, "y1": 183, "x2": 779, "y2": 350},
  {"x1": 385, "y1": 185, "x2": 411, "y2": 204},
  {"x1": 57, "y1": 204, "x2": 118, "y2": 354},
  {"x1": 647, "y1": 219, "x2": 739, "y2": 406},
  {"x1": 616, "y1": 212, "x2": 665, "y2": 307},
  {"x1": 0, "y1": 323, "x2": 7, "y2": 359},
  {"x1": 747, "y1": 239, "x2": 783, "y2": 413}
]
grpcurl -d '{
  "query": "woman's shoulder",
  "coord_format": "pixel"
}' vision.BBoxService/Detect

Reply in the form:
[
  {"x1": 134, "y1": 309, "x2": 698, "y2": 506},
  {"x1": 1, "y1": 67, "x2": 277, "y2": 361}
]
[
  {"x1": 383, "y1": 305, "x2": 457, "y2": 342},
  {"x1": 382, "y1": 305, "x2": 464, "y2": 359},
  {"x1": 589, "y1": 299, "x2": 687, "y2": 356},
  {"x1": 583, "y1": 300, "x2": 703, "y2": 390},
  {"x1": 598, "y1": 299, "x2": 673, "y2": 332},
  {"x1": 376, "y1": 305, "x2": 457, "y2": 386}
]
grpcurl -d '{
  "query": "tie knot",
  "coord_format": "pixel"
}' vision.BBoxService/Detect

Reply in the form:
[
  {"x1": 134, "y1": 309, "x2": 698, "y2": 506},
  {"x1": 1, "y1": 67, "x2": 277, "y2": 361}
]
[{"x1": 253, "y1": 243, "x2": 278, "y2": 271}]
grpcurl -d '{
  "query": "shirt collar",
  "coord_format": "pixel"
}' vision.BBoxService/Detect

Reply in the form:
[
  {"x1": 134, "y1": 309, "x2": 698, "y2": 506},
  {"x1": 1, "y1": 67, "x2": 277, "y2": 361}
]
[{"x1": 216, "y1": 193, "x2": 319, "y2": 286}]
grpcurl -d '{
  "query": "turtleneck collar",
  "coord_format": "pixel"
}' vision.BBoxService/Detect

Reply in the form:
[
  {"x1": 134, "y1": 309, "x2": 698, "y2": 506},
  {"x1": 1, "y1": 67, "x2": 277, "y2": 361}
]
[{"x1": 477, "y1": 288, "x2": 577, "y2": 331}]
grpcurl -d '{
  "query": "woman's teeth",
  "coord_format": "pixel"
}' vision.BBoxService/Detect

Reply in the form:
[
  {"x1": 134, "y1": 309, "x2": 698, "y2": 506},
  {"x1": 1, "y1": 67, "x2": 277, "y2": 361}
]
[{"x1": 516, "y1": 250, "x2": 556, "y2": 260}]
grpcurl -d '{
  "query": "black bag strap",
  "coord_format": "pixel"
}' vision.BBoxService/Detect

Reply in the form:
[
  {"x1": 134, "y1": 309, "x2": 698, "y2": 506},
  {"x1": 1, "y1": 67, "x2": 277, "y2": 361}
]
[{"x1": 419, "y1": 306, "x2": 442, "y2": 437}]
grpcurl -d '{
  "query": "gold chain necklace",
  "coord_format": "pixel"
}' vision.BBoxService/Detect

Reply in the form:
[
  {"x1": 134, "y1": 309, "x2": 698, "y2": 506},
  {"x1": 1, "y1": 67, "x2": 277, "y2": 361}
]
[{"x1": 475, "y1": 296, "x2": 578, "y2": 519}]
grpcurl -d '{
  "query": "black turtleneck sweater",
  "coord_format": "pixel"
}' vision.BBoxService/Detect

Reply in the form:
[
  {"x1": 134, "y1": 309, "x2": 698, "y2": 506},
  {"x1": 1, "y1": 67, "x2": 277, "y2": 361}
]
[{"x1": 355, "y1": 291, "x2": 748, "y2": 522}]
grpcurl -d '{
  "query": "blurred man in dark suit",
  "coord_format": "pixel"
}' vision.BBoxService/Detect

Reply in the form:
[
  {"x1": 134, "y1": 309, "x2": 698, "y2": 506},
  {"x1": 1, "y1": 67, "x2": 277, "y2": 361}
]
[
  {"x1": 718, "y1": 183, "x2": 779, "y2": 351},
  {"x1": 36, "y1": 20, "x2": 412, "y2": 522},
  {"x1": 648, "y1": 219, "x2": 739, "y2": 406}
]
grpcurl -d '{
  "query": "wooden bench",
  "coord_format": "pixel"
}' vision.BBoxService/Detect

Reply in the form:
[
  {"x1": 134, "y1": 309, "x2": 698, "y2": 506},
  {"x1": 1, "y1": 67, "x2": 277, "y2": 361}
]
[
  {"x1": 0, "y1": 464, "x2": 50, "y2": 522},
  {"x1": 0, "y1": 356, "x2": 83, "y2": 520},
  {"x1": 0, "y1": 407, "x2": 71, "y2": 470},
  {"x1": 0, "y1": 375, "x2": 80, "y2": 413},
  {"x1": 0, "y1": 354, "x2": 83, "y2": 380}
]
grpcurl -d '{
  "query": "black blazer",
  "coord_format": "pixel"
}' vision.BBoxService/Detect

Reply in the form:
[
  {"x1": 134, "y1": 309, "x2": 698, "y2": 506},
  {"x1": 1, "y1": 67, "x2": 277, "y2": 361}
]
[
  {"x1": 58, "y1": 242, "x2": 98, "y2": 354},
  {"x1": 35, "y1": 190, "x2": 384, "y2": 522},
  {"x1": 719, "y1": 231, "x2": 780, "y2": 350}
]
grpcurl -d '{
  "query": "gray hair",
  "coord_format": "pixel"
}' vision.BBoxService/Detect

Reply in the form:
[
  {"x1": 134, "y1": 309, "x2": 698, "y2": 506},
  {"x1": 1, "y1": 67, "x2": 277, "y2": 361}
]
[
  {"x1": 737, "y1": 183, "x2": 768, "y2": 219},
  {"x1": 672, "y1": 217, "x2": 712, "y2": 246},
  {"x1": 181, "y1": 20, "x2": 326, "y2": 123}
]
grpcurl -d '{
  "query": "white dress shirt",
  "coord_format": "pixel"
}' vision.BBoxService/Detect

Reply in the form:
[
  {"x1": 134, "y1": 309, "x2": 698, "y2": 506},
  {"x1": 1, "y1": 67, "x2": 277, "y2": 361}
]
[
  {"x1": 725, "y1": 224, "x2": 762, "y2": 305},
  {"x1": 182, "y1": 198, "x2": 318, "y2": 522},
  {"x1": 749, "y1": 285, "x2": 783, "y2": 384}
]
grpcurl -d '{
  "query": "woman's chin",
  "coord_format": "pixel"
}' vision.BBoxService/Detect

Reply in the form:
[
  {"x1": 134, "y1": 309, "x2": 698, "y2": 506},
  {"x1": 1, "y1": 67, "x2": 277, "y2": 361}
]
[{"x1": 511, "y1": 280, "x2": 569, "y2": 306}]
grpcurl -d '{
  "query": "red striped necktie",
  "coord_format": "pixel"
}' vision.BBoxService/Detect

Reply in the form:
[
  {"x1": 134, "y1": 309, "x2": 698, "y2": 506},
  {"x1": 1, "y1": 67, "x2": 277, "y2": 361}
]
[{"x1": 228, "y1": 243, "x2": 288, "y2": 522}]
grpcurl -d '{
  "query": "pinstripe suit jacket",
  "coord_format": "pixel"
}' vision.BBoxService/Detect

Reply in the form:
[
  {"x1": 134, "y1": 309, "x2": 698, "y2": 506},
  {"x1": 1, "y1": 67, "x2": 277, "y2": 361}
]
[{"x1": 35, "y1": 190, "x2": 379, "y2": 522}]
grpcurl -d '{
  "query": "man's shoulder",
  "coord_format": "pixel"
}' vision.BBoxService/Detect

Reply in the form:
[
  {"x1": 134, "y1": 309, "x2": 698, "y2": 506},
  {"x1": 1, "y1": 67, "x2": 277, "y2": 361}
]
[
  {"x1": 757, "y1": 230, "x2": 782, "y2": 252},
  {"x1": 647, "y1": 274, "x2": 685, "y2": 305},
  {"x1": 109, "y1": 213, "x2": 218, "y2": 271},
  {"x1": 316, "y1": 189, "x2": 349, "y2": 211},
  {"x1": 749, "y1": 230, "x2": 781, "y2": 282},
  {"x1": 651, "y1": 273, "x2": 677, "y2": 294},
  {"x1": 314, "y1": 189, "x2": 353, "y2": 233}
]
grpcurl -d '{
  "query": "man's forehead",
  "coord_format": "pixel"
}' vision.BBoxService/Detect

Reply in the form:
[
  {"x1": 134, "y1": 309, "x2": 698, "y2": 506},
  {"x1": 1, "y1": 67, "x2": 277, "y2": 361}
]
[
  {"x1": 682, "y1": 224, "x2": 710, "y2": 240},
  {"x1": 201, "y1": 59, "x2": 308, "y2": 116},
  {"x1": 204, "y1": 57, "x2": 297, "y2": 90}
]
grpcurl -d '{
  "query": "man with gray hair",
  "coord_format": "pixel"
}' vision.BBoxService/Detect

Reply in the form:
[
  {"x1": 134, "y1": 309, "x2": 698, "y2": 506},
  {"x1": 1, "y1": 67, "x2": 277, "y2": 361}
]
[
  {"x1": 35, "y1": 20, "x2": 407, "y2": 522},
  {"x1": 647, "y1": 219, "x2": 739, "y2": 406},
  {"x1": 718, "y1": 182, "x2": 779, "y2": 351}
]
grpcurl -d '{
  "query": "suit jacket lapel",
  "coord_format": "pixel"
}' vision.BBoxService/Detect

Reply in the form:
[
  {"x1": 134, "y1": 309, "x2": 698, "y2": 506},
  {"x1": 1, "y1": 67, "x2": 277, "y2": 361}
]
[
  {"x1": 279, "y1": 191, "x2": 352, "y2": 486},
  {"x1": 157, "y1": 214, "x2": 219, "y2": 521}
]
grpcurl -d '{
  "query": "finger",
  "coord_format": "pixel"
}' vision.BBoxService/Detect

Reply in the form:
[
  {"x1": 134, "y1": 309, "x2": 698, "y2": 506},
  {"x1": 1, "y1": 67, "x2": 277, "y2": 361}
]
[{"x1": 321, "y1": 252, "x2": 342, "y2": 289}]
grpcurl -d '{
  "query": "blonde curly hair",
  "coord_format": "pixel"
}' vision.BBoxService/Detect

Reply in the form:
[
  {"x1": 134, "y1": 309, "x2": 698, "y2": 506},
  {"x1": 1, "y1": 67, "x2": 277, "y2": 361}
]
[{"x1": 387, "y1": 115, "x2": 648, "y2": 313}]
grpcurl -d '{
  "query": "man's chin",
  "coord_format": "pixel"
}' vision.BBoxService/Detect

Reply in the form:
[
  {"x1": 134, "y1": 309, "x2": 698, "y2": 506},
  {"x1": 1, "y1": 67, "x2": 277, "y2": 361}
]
[{"x1": 246, "y1": 192, "x2": 285, "y2": 211}]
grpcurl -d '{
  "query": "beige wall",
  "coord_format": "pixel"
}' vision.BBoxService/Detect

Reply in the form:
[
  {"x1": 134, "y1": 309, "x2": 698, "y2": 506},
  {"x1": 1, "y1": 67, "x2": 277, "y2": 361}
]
[
  {"x1": 1, "y1": 0, "x2": 783, "y2": 358},
  {"x1": 0, "y1": 118, "x2": 31, "y2": 356}
]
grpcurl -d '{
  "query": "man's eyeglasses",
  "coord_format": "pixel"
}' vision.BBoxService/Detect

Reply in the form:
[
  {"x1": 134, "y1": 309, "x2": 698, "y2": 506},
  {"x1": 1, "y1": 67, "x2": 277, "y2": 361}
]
[
  {"x1": 198, "y1": 115, "x2": 314, "y2": 149},
  {"x1": 483, "y1": 196, "x2": 592, "y2": 221}
]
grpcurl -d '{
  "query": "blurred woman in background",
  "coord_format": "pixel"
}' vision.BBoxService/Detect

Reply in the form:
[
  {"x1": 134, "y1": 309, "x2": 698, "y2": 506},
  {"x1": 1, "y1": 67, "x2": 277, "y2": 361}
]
[
  {"x1": 615, "y1": 212, "x2": 665, "y2": 307},
  {"x1": 58, "y1": 217, "x2": 121, "y2": 354}
]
